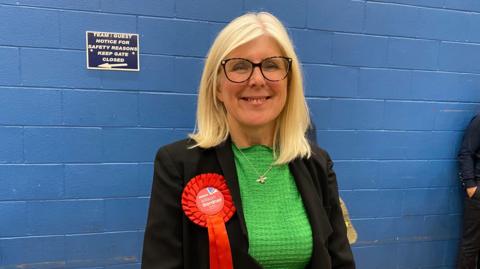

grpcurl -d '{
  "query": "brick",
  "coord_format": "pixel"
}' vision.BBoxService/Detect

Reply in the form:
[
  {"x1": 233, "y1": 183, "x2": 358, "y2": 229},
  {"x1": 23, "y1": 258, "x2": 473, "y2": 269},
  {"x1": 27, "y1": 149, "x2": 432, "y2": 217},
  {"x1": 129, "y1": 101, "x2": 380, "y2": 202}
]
[
  {"x1": 244, "y1": 0, "x2": 307, "y2": 28},
  {"x1": 60, "y1": 10, "x2": 136, "y2": 49},
  {"x1": 332, "y1": 33, "x2": 388, "y2": 67},
  {"x1": 402, "y1": 188, "x2": 450, "y2": 215},
  {"x1": 365, "y1": 2, "x2": 420, "y2": 38},
  {"x1": 173, "y1": 57, "x2": 204, "y2": 94},
  {"x1": 341, "y1": 189, "x2": 403, "y2": 218},
  {"x1": 21, "y1": 48, "x2": 102, "y2": 88},
  {"x1": 316, "y1": 130, "x2": 360, "y2": 159},
  {"x1": 139, "y1": 17, "x2": 221, "y2": 57},
  {"x1": 101, "y1": 0, "x2": 175, "y2": 17},
  {"x1": 0, "y1": 164, "x2": 63, "y2": 200},
  {"x1": 329, "y1": 99, "x2": 384, "y2": 130},
  {"x1": 303, "y1": 64, "x2": 358, "y2": 97},
  {"x1": 334, "y1": 161, "x2": 380, "y2": 190},
  {"x1": 65, "y1": 232, "x2": 141, "y2": 267},
  {"x1": 416, "y1": 8, "x2": 469, "y2": 42},
  {"x1": 467, "y1": 13, "x2": 480, "y2": 43},
  {"x1": 0, "y1": 6, "x2": 59, "y2": 47},
  {"x1": 367, "y1": 0, "x2": 445, "y2": 8},
  {"x1": 307, "y1": 0, "x2": 364, "y2": 32},
  {"x1": 387, "y1": 37, "x2": 439, "y2": 70},
  {"x1": 395, "y1": 215, "x2": 426, "y2": 239},
  {"x1": 439, "y1": 41, "x2": 480, "y2": 73},
  {"x1": 138, "y1": 93, "x2": 196, "y2": 128},
  {"x1": 319, "y1": 130, "x2": 406, "y2": 160},
  {"x1": 0, "y1": 88, "x2": 61, "y2": 125},
  {"x1": 397, "y1": 241, "x2": 447, "y2": 268},
  {"x1": 105, "y1": 264, "x2": 141, "y2": 269},
  {"x1": 63, "y1": 90, "x2": 138, "y2": 127},
  {"x1": 352, "y1": 217, "x2": 398, "y2": 242},
  {"x1": 102, "y1": 128, "x2": 184, "y2": 162},
  {"x1": 0, "y1": 127, "x2": 23, "y2": 163},
  {"x1": 434, "y1": 103, "x2": 479, "y2": 131},
  {"x1": 0, "y1": 235, "x2": 65, "y2": 264},
  {"x1": 65, "y1": 164, "x2": 150, "y2": 198},
  {"x1": 444, "y1": 0, "x2": 480, "y2": 12},
  {"x1": 429, "y1": 160, "x2": 458, "y2": 187},
  {"x1": 449, "y1": 187, "x2": 464, "y2": 214},
  {"x1": 0, "y1": 47, "x2": 19, "y2": 86},
  {"x1": 411, "y1": 71, "x2": 480, "y2": 102},
  {"x1": 0, "y1": 201, "x2": 27, "y2": 237},
  {"x1": 424, "y1": 214, "x2": 461, "y2": 239},
  {"x1": 105, "y1": 198, "x2": 149, "y2": 231},
  {"x1": 176, "y1": 0, "x2": 242, "y2": 22},
  {"x1": 358, "y1": 68, "x2": 412, "y2": 100},
  {"x1": 27, "y1": 200, "x2": 104, "y2": 235},
  {"x1": 400, "y1": 131, "x2": 460, "y2": 159},
  {"x1": 0, "y1": 0, "x2": 101, "y2": 11},
  {"x1": 101, "y1": 55, "x2": 175, "y2": 92},
  {"x1": 353, "y1": 244, "x2": 398, "y2": 269},
  {"x1": 24, "y1": 127, "x2": 102, "y2": 163},
  {"x1": 290, "y1": 29, "x2": 332, "y2": 64},
  {"x1": 383, "y1": 101, "x2": 436, "y2": 130},
  {"x1": 380, "y1": 160, "x2": 457, "y2": 189},
  {"x1": 307, "y1": 98, "x2": 330, "y2": 130},
  {"x1": 318, "y1": 130, "x2": 460, "y2": 160}
]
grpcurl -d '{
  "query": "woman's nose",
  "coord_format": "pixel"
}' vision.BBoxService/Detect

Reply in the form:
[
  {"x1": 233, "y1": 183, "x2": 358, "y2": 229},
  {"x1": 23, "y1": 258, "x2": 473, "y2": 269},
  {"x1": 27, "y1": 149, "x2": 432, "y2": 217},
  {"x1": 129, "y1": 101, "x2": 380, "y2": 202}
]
[{"x1": 248, "y1": 66, "x2": 266, "y2": 86}]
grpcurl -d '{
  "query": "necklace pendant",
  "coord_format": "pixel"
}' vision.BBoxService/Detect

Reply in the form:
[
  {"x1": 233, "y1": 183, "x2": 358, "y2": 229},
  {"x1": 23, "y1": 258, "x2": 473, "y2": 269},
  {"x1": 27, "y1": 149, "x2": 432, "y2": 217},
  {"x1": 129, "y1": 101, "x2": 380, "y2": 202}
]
[{"x1": 257, "y1": 176, "x2": 266, "y2": 184}]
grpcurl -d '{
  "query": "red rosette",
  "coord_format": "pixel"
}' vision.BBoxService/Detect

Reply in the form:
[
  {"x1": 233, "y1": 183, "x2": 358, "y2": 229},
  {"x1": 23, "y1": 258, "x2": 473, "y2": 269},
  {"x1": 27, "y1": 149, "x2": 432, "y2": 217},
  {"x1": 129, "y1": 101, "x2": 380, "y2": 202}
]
[{"x1": 181, "y1": 173, "x2": 236, "y2": 269}]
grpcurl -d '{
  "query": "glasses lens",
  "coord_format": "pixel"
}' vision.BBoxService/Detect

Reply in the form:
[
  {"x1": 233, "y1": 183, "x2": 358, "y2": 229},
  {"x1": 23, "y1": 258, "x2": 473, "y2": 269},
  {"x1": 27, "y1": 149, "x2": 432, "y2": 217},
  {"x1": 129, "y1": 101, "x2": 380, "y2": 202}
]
[
  {"x1": 261, "y1": 57, "x2": 290, "y2": 81},
  {"x1": 224, "y1": 59, "x2": 252, "y2": 82}
]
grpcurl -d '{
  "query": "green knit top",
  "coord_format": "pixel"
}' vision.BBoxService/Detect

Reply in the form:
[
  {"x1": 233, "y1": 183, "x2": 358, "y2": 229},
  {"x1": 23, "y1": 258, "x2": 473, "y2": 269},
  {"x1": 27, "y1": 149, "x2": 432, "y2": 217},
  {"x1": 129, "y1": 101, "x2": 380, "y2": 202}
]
[{"x1": 232, "y1": 144, "x2": 313, "y2": 269}]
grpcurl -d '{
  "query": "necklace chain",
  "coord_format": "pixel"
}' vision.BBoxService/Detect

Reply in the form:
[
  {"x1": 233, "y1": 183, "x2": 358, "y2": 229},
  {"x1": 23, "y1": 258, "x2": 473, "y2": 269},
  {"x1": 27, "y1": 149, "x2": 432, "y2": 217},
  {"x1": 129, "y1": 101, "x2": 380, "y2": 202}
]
[{"x1": 236, "y1": 145, "x2": 274, "y2": 184}]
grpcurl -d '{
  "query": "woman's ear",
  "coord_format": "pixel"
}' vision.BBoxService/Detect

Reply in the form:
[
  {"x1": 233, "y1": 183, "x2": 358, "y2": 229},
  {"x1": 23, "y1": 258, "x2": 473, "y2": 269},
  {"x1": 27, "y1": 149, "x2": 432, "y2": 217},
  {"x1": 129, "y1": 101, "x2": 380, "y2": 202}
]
[{"x1": 215, "y1": 78, "x2": 224, "y2": 103}]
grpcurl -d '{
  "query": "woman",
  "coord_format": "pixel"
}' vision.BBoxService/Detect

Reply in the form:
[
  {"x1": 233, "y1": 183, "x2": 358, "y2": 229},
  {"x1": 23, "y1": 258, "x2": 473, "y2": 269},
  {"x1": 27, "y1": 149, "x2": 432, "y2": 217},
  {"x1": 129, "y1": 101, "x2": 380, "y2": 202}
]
[{"x1": 142, "y1": 12, "x2": 355, "y2": 269}]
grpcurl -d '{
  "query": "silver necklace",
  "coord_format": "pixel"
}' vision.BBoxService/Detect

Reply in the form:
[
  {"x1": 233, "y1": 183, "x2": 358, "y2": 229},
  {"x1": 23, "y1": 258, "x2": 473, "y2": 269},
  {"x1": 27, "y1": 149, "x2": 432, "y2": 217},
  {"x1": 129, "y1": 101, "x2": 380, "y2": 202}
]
[{"x1": 236, "y1": 146, "x2": 274, "y2": 184}]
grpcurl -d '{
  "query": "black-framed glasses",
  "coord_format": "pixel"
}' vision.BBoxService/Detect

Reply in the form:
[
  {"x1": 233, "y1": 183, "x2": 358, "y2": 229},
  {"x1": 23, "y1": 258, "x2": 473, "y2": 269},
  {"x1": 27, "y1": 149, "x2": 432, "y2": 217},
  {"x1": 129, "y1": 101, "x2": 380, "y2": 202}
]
[{"x1": 221, "y1": 56, "x2": 292, "y2": 83}]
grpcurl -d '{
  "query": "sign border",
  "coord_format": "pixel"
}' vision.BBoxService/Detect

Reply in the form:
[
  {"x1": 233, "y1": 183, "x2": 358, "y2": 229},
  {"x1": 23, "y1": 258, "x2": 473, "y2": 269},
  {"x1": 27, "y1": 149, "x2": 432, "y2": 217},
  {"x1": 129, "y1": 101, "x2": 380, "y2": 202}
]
[{"x1": 86, "y1": 30, "x2": 140, "y2": 72}]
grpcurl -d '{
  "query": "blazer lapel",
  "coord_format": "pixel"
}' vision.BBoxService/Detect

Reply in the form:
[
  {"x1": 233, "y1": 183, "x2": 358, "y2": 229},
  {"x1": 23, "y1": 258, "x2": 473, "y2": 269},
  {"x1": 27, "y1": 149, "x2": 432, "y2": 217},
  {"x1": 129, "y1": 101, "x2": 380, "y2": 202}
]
[
  {"x1": 289, "y1": 158, "x2": 332, "y2": 267},
  {"x1": 214, "y1": 138, "x2": 249, "y2": 245}
]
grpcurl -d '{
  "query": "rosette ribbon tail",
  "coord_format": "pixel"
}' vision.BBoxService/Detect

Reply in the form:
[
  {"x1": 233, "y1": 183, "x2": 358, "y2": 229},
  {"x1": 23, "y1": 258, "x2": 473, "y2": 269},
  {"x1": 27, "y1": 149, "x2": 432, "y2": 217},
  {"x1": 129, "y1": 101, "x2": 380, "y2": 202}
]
[{"x1": 207, "y1": 214, "x2": 234, "y2": 269}]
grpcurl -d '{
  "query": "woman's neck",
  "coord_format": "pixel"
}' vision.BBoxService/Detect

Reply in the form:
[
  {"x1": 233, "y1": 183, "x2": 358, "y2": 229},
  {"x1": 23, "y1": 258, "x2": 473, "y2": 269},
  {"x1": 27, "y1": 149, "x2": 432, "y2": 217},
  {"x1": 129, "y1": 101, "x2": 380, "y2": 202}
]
[{"x1": 229, "y1": 122, "x2": 275, "y2": 148}]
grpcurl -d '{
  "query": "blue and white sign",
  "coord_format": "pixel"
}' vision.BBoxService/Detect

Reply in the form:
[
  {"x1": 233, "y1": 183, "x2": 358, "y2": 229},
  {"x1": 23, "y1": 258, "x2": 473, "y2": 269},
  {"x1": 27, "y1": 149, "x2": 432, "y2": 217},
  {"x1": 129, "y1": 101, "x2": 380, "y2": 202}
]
[{"x1": 86, "y1": 31, "x2": 140, "y2": 71}]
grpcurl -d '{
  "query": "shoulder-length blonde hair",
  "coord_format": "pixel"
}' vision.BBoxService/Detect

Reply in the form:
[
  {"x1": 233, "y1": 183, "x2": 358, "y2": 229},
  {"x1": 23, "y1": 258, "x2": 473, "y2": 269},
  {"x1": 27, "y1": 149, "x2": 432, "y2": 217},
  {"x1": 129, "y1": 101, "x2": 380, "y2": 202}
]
[{"x1": 189, "y1": 12, "x2": 311, "y2": 164}]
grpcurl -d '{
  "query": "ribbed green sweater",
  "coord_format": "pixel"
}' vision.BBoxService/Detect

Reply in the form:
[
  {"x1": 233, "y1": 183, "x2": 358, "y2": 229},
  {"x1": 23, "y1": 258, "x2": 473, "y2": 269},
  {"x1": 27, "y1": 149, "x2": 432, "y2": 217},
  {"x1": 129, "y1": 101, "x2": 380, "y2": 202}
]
[{"x1": 232, "y1": 144, "x2": 313, "y2": 269}]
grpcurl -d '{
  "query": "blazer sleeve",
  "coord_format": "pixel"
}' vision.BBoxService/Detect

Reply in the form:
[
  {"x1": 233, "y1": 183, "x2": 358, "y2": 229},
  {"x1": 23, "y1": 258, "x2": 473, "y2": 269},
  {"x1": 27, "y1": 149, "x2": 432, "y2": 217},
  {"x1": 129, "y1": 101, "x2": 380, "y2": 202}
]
[
  {"x1": 141, "y1": 146, "x2": 184, "y2": 269},
  {"x1": 323, "y1": 151, "x2": 356, "y2": 269},
  {"x1": 458, "y1": 115, "x2": 480, "y2": 188}
]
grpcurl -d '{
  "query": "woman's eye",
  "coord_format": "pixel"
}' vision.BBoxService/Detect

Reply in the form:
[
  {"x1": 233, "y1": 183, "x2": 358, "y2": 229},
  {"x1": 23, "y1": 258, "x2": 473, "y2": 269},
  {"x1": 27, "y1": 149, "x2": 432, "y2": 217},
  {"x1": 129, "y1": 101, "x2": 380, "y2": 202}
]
[
  {"x1": 229, "y1": 62, "x2": 251, "y2": 73},
  {"x1": 263, "y1": 61, "x2": 280, "y2": 70}
]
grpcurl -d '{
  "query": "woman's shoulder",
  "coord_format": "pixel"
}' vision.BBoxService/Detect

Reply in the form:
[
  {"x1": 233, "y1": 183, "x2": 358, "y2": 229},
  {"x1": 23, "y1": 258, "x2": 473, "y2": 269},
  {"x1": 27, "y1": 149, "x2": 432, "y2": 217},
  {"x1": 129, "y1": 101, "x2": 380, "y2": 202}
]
[
  {"x1": 156, "y1": 138, "x2": 196, "y2": 157},
  {"x1": 307, "y1": 143, "x2": 332, "y2": 165},
  {"x1": 155, "y1": 138, "x2": 214, "y2": 163}
]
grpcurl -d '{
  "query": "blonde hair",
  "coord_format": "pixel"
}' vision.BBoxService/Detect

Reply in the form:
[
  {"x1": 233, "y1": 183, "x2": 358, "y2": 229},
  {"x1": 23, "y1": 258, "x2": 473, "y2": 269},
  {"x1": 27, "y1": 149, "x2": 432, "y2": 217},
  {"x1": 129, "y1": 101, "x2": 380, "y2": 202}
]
[{"x1": 189, "y1": 12, "x2": 311, "y2": 164}]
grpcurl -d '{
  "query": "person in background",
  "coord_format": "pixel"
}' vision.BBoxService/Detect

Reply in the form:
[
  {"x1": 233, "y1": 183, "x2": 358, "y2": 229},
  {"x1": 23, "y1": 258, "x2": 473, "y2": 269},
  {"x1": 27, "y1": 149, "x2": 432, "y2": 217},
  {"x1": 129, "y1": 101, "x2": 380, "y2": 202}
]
[
  {"x1": 141, "y1": 12, "x2": 355, "y2": 269},
  {"x1": 458, "y1": 114, "x2": 480, "y2": 269}
]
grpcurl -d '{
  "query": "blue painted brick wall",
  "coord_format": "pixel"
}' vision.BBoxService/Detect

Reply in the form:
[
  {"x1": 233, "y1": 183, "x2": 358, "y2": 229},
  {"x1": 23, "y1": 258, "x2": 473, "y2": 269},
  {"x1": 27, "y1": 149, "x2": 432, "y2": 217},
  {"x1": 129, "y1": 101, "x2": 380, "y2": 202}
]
[{"x1": 1, "y1": 0, "x2": 479, "y2": 268}]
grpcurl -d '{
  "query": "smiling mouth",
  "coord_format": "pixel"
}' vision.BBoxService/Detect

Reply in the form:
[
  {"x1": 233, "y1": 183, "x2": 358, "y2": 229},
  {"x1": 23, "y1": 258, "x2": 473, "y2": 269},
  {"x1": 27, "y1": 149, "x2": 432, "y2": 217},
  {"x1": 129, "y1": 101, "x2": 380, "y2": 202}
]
[{"x1": 240, "y1": 96, "x2": 271, "y2": 103}]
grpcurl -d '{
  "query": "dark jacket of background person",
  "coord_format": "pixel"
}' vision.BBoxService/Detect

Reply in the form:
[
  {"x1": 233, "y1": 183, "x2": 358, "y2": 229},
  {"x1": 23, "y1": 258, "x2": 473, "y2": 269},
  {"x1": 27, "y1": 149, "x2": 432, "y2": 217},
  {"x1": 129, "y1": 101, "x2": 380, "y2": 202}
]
[
  {"x1": 141, "y1": 138, "x2": 355, "y2": 269},
  {"x1": 457, "y1": 114, "x2": 480, "y2": 268},
  {"x1": 458, "y1": 115, "x2": 480, "y2": 188}
]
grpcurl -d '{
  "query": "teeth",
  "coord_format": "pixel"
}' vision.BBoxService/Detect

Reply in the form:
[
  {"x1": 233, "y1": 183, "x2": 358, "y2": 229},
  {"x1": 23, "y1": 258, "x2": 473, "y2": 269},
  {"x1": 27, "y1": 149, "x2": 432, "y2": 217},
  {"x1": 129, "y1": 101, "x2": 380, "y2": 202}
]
[{"x1": 244, "y1": 97, "x2": 267, "y2": 102}]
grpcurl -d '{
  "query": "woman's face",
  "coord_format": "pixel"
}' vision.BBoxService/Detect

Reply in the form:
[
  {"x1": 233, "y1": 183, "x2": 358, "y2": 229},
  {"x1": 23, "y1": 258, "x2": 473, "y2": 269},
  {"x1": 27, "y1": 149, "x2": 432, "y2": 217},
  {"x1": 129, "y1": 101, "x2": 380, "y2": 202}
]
[{"x1": 217, "y1": 35, "x2": 288, "y2": 133}]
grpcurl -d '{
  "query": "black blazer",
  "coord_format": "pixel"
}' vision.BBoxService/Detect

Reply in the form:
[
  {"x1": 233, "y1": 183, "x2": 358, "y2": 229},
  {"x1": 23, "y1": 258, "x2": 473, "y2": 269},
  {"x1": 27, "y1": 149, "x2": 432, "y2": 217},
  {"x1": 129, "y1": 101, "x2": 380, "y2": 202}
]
[{"x1": 141, "y1": 138, "x2": 355, "y2": 269}]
